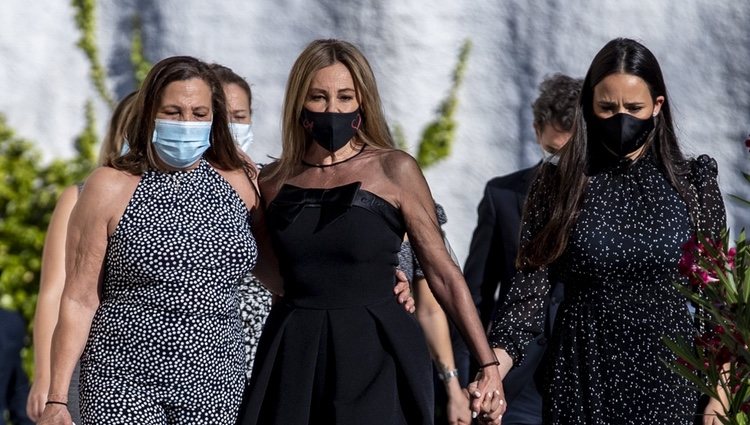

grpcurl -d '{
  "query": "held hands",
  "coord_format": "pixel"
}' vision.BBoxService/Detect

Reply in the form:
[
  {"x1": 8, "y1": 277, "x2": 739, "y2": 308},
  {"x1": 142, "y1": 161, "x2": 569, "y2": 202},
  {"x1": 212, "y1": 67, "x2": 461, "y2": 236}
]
[
  {"x1": 467, "y1": 365, "x2": 506, "y2": 424},
  {"x1": 445, "y1": 382, "x2": 472, "y2": 425},
  {"x1": 393, "y1": 269, "x2": 415, "y2": 313}
]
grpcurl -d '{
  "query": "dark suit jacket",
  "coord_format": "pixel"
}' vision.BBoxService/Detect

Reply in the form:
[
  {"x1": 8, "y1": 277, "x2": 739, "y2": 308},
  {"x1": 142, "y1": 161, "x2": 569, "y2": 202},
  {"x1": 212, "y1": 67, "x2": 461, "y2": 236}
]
[
  {"x1": 463, "y1": 163, "x2": 562, "y2": 424},
  {"x1": 0, "y1": 309, "x2": 33, "y2": 425}
]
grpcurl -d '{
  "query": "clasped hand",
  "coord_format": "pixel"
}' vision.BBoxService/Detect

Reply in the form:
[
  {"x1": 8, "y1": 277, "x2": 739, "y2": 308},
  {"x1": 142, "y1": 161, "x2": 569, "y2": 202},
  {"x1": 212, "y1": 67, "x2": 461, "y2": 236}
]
[{"x1": 467, "y1": 366, "x2": 505, "y2": 424}]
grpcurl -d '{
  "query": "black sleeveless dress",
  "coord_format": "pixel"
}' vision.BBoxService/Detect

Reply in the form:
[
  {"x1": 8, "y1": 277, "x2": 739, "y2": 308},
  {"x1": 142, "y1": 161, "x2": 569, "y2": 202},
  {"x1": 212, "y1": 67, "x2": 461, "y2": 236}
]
[{"x1": 239, "y1": 182, "x2": 433, "y2": 425}]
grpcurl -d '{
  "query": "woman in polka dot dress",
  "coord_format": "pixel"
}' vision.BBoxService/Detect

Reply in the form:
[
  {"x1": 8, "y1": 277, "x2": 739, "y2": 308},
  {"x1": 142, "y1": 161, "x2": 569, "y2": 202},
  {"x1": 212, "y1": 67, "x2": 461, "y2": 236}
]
[
  {"x1": 38, "y1": 56, "x2": 260, "y2": 425},
  {"x1": 210, "y1": 63, "x2": 273, "y2": 380},
  {"x1": 484, "y1": 39, "x2": 726, "y2": 424}
]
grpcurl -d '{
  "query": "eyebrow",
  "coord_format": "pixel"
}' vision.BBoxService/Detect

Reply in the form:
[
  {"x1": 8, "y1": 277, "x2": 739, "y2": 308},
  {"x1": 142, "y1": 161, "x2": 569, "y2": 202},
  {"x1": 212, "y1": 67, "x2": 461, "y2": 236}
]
[
  {"x1": 596, "y1": 100, "x2": 645, "y2": 107},
  {"x1": 308, "y1": 87, "x2": 355, "y2": 92},
  {"x1": 159, "y1": 104, "x2": 211, "y2": 110}
]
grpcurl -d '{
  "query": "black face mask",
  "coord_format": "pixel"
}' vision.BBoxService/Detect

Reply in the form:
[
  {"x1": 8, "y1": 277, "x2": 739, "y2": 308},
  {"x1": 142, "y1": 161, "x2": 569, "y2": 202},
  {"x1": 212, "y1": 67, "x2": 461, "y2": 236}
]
[
  {"x1": 300, "y1": 108, "x2": 362, "y2": 152},
  {"x1": 589, "y1": 112, "x2": 655, "y2": 157}
]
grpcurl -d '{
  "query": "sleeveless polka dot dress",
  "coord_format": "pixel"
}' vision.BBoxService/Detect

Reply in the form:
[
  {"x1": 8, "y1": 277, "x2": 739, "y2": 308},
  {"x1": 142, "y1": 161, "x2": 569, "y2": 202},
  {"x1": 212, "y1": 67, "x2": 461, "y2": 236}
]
[{"x1": 79, "y1": 159, "x2": 257, "y2": 424}]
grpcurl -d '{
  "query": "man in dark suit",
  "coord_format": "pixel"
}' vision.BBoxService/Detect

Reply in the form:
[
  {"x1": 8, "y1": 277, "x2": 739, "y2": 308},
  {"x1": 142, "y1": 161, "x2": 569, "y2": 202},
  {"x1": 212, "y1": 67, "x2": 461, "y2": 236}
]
[
  {"x1": 462, "y1": 74, "x2": 582, "y2": 424},
  {"x1": 0, "y1": 308, "x2": 34, "y2": 425}
]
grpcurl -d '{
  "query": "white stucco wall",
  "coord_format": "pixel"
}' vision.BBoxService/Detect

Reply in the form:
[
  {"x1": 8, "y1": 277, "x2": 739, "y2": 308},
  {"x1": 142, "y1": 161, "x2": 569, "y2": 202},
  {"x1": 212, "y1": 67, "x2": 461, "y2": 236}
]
[{"x1": 1, "y1": 0, "x2": 748, "y2": 264}]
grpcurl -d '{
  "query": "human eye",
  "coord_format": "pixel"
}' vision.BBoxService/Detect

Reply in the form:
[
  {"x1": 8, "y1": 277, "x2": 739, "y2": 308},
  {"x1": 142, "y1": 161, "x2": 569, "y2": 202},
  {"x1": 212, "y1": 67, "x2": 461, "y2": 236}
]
[
  {"x1": 596, "y1": 102, "x2": 614, "y2": 112},
  {"x1": 192, "y1": 107, "x2": 212, "y2": 119}
]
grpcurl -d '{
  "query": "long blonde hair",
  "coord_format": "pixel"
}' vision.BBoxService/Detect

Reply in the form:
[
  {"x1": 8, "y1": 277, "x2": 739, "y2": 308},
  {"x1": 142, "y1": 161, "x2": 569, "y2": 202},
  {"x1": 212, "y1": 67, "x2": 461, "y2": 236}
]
[
  {"x1": 100, "y1": 91, "x2": 137, "y2": 167},
  {"x1": 266, "y1": 39, "x2": 394, "y2": 184}
]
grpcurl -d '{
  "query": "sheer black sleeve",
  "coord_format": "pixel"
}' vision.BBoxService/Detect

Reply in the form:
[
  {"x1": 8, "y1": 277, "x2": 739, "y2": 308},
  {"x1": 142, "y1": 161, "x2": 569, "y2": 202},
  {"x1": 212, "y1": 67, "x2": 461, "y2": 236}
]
[{"x1": 487, "y1": 170, "x2": 553, "y2": 365}]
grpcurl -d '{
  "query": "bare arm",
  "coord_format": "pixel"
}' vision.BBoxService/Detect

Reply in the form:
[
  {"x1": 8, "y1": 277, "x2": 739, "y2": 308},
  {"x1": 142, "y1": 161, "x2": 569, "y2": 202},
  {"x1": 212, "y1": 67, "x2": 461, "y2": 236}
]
[
  {"x1": 40, "y1": 168, "x2": 135, "y2": 424},
  {"x1": 27, "y1": 186, "x2": 78, "y2": 420},
  {"x1": 388, "y1": 152, "x2": 503, "y2": 416},
  {"x1": 413, "y1": 276, "x2": 471, "y2": 424}
]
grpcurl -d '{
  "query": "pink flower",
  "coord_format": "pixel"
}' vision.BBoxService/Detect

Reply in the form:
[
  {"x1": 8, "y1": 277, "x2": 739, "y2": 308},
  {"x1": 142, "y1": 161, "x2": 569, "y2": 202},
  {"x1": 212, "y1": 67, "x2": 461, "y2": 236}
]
[
  {"x1": 728, "y1": 247, "x2": 737, "y2": 269},
  {"x1": 678, "y1": 251, "x2": 698, "y2": 276}
]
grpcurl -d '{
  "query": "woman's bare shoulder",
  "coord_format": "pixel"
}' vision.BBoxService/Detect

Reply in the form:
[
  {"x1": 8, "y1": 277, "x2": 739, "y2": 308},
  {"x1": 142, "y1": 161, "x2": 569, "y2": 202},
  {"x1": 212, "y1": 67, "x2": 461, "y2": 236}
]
[
  {"x1": 258, "y1": 161, "x2": 282, "y2": 198},
  {"x1": 78, "y1": 167, "x2": 140, "y2": 208},
  {"x1": 375, "y1": 149, "x2": 421, "y2": 181},
  {"x1": 82, "y1": 166, "x2": 139, "y2": 193}
]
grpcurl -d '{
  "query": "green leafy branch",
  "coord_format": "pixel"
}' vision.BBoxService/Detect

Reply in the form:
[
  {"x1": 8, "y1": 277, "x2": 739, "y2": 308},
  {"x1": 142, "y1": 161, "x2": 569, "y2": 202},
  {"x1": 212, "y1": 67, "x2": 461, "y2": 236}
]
[
  {"x1": 415, "y1": 39, "x2": 472, "y2": 168},
  {"x1": 130, "y1": 14, "x2": 152, "y2": 87},
  {"x1": 72, "y1": 0, "x2": 114, "y2": 107}
]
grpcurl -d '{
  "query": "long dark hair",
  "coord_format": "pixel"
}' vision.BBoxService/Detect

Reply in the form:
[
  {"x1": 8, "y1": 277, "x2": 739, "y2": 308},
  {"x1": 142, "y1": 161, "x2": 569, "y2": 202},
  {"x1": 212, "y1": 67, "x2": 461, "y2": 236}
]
[
  {"x1": 518, "y1": 38, "x2": 688, "y2": 268},
  {"x1": 210, "y1": 63, "x2": 253, "y2": 117},
  {"x1": 113, "y1": 56, "x2": 248, "y2": 174}
]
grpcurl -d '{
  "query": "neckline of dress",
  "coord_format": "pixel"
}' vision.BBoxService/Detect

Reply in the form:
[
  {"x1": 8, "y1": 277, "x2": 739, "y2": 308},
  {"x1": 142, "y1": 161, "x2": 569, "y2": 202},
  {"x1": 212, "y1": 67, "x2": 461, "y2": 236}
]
[
  {"x1": 151, "y1": 158, "x2": 207, "y2": 176},
  {"x1": 301, "y1": 145, "x2": 366, "y2": 168}
]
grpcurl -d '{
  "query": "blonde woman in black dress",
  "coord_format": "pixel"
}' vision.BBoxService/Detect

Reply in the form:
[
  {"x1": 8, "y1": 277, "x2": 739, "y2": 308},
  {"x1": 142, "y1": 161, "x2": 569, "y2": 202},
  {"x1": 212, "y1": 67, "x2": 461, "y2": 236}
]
[{"x1": 240, "y1": 39, "x2": 503, "y2": 425}]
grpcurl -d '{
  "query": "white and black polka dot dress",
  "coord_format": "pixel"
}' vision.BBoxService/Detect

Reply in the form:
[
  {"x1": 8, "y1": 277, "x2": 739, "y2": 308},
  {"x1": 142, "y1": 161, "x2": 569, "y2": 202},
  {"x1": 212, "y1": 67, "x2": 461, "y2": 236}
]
[
  {"x1": 79, "y1": 159, "x2": 257, "y2": 424},
  {"x1": 490, "y1": 154, "x2": 726, "y2": 424},
  {"x1": 237, "y1": 273, "x2": 271, "y2": 379}
]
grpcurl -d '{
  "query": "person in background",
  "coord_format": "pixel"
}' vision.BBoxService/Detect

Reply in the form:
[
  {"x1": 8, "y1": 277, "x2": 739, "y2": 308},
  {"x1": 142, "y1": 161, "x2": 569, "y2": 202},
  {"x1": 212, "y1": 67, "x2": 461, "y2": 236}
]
[
  {"x1": 238, "y1": 38, "x2": 503, "y2": 425},
  {"x1": 26, "y1": 90, "x2": 137, "y2": 424},
  {"x1": 210, "y1": 63, "x2": 273, "y2": 378},
  {"x1": 483, "y1": 38, "x2": 726, "y2": 424},
  {"x1": 399, "y1": 204, "x2": 472, "y2": 425},
  {"x1": 0, "y1": 308, "x2": 34, "y2": 425},
  {"x1": 463, "y1": 74, "x2": 581, "y2": 424},
  {"x1": 37, "y1": 56, "x2": 260, "y2": 425}
]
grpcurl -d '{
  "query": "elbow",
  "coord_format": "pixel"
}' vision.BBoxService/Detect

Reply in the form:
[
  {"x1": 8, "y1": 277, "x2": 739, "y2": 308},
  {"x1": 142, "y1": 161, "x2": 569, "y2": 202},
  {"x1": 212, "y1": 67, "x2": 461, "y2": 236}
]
[{"x1": 414, "y1": 306, "x2": 441, "y2": 324}]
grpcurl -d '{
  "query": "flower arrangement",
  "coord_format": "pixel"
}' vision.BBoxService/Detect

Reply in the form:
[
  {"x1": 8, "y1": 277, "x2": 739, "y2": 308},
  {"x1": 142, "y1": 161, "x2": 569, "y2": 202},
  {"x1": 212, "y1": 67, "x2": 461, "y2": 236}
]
[{"x1": 664, "y1": 135, "x2": 750, "y2": 425}]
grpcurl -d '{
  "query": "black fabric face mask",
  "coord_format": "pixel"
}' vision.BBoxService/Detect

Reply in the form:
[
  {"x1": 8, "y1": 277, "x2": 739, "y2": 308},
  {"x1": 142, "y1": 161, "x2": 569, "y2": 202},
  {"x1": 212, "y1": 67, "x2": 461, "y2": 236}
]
[
  {"x1": 589, "y1": 112, "x2": 655, "y2": 157},
  {"x1": 300, "y1": 108, "x2": 362, "y2": 152}
]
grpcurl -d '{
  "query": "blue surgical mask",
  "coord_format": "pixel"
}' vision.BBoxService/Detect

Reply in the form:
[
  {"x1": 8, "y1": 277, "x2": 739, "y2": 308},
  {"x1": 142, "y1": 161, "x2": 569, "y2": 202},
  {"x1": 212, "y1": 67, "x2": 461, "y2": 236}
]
[
  {"x1": 229, "y1": 122, "x2": 254, "y2": 153},
  {"x1": 120, "y1": 138, "x2": 130, "y2": 156},
  {"x1": 541, "y1": 148, "x2": 560, "y2": 165},
  {"x1": 152, "y1": 119, "x2": 212, "y2": 168}
]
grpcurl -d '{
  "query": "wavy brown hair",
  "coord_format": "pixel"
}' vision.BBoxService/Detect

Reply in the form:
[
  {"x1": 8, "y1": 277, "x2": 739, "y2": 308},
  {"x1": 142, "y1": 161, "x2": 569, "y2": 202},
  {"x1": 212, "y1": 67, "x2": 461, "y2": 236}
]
[
  {"x1": 518, "y1": 38, "x2": 688, "y2": 268},
  {"x1": 264, "y1": 39, "x2": 394, "y2": 185},
  {"x1": 112, "y1": 56, "x2": 249, "y2": 174}
]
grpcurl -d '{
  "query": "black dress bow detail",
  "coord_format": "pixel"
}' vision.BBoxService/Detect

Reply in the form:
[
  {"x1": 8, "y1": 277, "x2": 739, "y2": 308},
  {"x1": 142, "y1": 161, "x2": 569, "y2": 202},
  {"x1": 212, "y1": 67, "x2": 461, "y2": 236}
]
[{"x1": 268, "y1": 181, "x2": 362, "y2": 231}]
